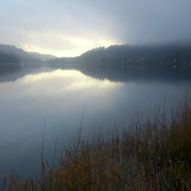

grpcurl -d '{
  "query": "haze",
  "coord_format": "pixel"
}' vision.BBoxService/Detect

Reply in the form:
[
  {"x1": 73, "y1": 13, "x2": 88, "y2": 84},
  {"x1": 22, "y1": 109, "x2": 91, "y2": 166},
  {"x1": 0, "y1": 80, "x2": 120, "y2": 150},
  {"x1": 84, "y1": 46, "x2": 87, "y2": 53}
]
[{"x1": 0, "y1": 0, "x2": 191, "y2": 57}]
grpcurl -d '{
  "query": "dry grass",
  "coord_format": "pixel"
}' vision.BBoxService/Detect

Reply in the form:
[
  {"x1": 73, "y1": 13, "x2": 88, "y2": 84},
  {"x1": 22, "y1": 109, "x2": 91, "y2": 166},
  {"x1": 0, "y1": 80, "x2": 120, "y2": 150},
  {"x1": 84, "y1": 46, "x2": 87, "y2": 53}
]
[{"x1": 1, "y1": 102, "x2": 191, "y2": 191}]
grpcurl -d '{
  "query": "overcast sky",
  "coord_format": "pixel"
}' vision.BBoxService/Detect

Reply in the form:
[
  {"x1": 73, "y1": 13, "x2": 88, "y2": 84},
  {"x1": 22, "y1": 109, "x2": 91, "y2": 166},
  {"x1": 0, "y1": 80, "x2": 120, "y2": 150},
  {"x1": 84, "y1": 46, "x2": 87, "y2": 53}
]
[{"x1": 0, "y1": 0, "x2": 191, "y2": 57}]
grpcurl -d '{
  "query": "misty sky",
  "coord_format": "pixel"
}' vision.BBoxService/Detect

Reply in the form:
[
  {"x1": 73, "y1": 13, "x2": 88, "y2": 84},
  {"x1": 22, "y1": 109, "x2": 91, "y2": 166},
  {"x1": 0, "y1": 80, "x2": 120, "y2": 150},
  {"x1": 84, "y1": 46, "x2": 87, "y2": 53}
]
[{"x1": 0, "y1": 0, "x2": 191, "y2": 57}]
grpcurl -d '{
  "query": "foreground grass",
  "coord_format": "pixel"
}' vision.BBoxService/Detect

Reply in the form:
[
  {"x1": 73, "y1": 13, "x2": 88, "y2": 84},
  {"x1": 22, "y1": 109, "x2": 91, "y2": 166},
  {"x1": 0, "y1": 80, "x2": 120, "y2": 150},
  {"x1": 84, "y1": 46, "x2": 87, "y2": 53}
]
[{"x1": 1, "y1": 102, "x2": 191, "y2": 191}]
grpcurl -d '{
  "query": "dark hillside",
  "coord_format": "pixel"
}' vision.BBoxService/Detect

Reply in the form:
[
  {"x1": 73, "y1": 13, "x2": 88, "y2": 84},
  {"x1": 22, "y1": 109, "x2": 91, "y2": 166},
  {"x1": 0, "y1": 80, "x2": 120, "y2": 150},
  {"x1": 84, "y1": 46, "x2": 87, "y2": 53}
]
[
  {"x1": 50, "y1": 45, "x2": 191, "y2": 81},
  {"x1": 0, "y1": 52, "x2": 21, "y2": 74}
]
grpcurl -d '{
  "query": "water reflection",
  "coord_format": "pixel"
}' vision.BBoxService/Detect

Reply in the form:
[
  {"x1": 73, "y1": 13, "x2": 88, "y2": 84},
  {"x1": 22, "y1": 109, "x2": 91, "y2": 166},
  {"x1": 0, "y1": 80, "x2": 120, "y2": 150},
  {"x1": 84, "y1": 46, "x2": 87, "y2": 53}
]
[
  {"x1": 0, "y1": 69, "x2": 121, "y2": 178},
  {"x1": 21, "y1": 69, "x2": 118, "y2": 94},
  {"x1": 0, "y1": 68, "x2": 190, "y2": 179}
]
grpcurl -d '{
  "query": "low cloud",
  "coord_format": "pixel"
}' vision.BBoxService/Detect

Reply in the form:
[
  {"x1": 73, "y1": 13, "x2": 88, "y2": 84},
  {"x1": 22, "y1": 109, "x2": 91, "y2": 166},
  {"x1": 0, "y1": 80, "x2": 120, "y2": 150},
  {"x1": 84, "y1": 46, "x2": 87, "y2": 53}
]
[{"x1": 0, "y1": 0, "x2": 191, "y2": 56}]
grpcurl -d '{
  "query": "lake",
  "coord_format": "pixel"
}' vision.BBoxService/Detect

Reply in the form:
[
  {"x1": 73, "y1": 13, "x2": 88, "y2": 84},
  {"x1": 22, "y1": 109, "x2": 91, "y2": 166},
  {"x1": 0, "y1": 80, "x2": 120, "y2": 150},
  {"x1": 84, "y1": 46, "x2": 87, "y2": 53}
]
[{"x1": 0, "y1": 67, "x2": 190, "y2": 179}]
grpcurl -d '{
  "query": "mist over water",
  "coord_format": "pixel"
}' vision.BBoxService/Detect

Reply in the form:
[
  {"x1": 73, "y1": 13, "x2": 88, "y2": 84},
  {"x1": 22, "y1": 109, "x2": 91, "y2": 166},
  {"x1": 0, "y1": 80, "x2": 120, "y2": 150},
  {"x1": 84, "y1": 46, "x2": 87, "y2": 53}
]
[
  {"x1": 1, "y1": 0, "x2": 191, "y2": 56},
  {"x1": 0, "y1": 67, "x2": 190, "y2": 178},
  {"x1": 0, "y1": 0, "x2": 191, "y2": 187}
]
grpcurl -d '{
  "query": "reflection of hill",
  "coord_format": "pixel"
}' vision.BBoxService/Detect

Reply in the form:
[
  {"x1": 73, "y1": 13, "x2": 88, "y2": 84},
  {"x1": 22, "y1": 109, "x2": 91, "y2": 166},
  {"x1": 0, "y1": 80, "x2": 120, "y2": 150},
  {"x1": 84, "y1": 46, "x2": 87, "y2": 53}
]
[
  {"x1": 0, "y1": 67, "x2": 53, "y2": 83},
  {"x1": 50, "y1": 45, "x2": 191, "y2": 82}
]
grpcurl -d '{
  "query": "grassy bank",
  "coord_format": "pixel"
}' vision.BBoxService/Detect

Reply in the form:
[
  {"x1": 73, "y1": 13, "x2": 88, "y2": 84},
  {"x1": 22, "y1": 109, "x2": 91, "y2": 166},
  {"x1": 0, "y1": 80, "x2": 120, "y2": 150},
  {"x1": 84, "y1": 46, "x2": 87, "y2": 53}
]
[{"x1": 1, "y1": 102, "x2": 191, "y2": 191}]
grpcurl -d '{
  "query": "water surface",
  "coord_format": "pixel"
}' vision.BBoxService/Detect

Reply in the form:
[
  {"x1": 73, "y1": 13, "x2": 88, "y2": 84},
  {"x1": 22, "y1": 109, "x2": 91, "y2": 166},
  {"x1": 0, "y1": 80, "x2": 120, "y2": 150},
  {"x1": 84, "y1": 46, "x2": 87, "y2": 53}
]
[{"x1": 0, "y1": 68, "x2": 190, "y2": 178}]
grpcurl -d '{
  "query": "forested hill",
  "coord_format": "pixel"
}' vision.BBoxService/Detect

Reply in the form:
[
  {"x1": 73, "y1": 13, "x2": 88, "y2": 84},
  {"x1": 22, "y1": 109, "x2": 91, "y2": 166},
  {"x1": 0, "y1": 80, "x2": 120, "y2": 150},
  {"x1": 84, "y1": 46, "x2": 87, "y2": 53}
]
[
  {"x1": 0, "y1": 44, "x2": 56, "y2": 63},
  {"x1": 50, "y1": 45, "x2": 191, "y2": 81},
  {"x1": 0, "y1": 52, "x2": 21, "y2": 74},
  {"x1": 0, "y1": 44, "x2": 56, "y2": 76},
  {"x1": 0, "y1": 52, "x2": 20, "y2": 63}
]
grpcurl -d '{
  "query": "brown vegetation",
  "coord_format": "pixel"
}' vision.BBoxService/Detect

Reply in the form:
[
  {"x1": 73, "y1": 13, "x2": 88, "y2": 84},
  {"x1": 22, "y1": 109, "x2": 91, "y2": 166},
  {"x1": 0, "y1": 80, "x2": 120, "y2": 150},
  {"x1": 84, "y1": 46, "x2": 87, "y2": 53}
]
[{"x1": 1, "y1": 102, "x2": 191, "y2": 191}]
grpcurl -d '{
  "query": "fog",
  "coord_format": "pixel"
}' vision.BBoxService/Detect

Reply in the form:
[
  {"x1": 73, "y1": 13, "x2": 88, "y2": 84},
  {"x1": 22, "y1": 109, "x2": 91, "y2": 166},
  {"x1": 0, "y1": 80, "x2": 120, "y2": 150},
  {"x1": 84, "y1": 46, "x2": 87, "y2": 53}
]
[{"x1": 0, "y1": 0, "x2": 191, "y2": 56}]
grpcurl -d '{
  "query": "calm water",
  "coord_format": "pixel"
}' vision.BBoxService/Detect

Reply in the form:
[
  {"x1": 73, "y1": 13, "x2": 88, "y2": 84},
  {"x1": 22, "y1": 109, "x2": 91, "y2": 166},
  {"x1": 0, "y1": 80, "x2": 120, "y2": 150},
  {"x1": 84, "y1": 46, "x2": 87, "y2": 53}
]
[{"x1": 0, "y1": 68, "x2": 190, "y2": 178}]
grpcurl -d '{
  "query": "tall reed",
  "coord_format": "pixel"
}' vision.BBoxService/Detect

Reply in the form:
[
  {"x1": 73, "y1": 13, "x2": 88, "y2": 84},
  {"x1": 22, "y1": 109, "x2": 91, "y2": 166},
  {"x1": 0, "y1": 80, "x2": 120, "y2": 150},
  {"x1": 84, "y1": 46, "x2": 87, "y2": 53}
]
[{"x1": 1, "y1": 101, "x2": 191, "y2": 191}]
